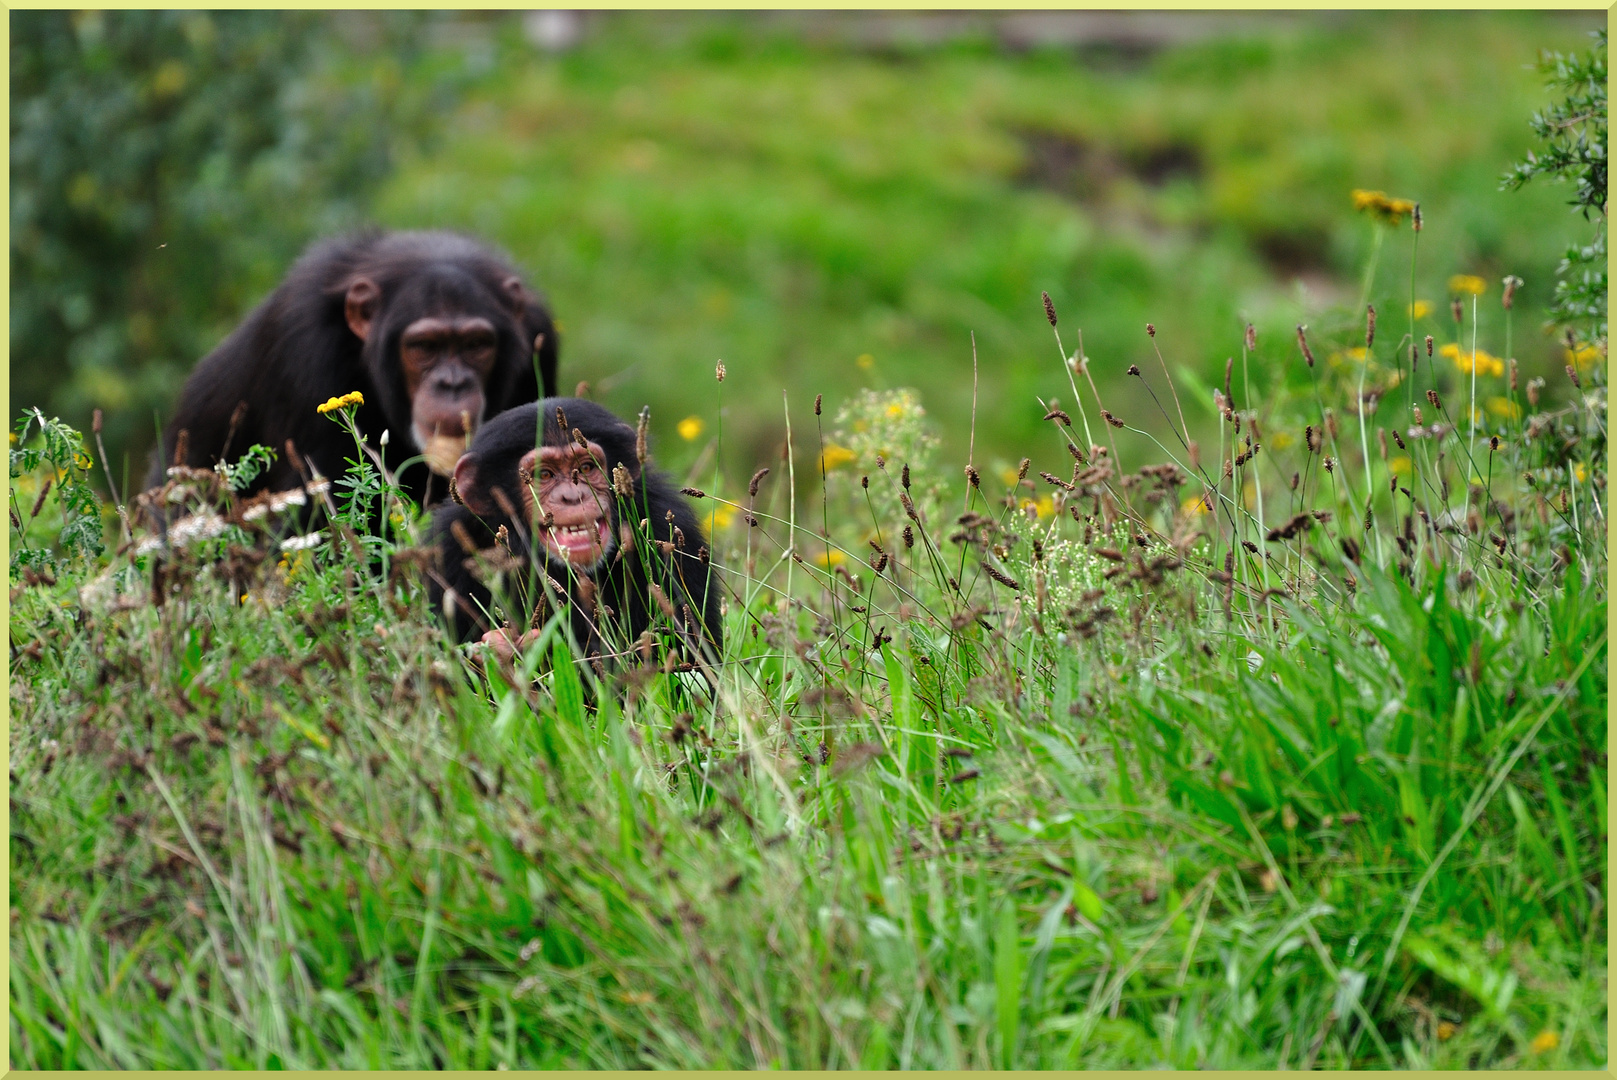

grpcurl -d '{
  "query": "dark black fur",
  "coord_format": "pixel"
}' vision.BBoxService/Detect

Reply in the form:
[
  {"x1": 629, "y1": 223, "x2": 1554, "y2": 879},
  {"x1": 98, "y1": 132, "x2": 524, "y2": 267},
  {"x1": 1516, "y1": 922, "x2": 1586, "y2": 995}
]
[
  {"x1": 428, "y1": 398, "x2": 723, "y2": 661},
  {"x1": 151, "y1": 230, "x2": 558, "y2": 504}
]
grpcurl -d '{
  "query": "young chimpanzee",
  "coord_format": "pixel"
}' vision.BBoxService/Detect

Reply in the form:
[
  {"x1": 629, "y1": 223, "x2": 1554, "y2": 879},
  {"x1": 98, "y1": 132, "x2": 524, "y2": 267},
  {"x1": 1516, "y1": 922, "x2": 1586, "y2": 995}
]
[
  {"x1": 152, "y1": 230, "x2": 560, "y2": 508},
  {"x1": 428, "y1": 398, "x2": 722, "y2": 667}
]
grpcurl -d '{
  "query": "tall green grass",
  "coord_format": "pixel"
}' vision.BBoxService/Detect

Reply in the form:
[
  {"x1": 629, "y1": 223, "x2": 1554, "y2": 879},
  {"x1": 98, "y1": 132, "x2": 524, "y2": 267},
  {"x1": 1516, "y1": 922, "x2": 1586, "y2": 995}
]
[{"x1": 9, "y1": 224, "x2": 1606, "y2": 1064}]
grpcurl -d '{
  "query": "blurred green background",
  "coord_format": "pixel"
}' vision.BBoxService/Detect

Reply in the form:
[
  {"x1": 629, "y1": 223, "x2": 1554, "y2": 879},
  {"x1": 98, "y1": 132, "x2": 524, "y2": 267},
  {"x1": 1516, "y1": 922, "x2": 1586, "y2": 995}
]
[{"x1": 11, "y1": 10, "x2": 1604, "y2": 494}]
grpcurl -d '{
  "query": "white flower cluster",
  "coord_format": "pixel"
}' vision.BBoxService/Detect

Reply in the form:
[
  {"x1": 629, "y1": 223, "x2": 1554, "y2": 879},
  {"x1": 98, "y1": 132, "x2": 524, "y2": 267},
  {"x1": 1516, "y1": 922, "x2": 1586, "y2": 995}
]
[
  {"x1": 241, "y1": 486, "x2": 311, "y2": 523},
  {"x1": 168, "y1": 512, "x2": 229, "y2": 548},
  {"x1": 280, "y1": 532, "x2": 324, "y2": 552}
]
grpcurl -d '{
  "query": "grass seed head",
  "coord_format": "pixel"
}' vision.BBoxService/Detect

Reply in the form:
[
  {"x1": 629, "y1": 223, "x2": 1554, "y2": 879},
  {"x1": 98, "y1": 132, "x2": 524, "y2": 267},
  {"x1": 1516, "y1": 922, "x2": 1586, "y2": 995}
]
[
  {"x1": 1425, "y1": 334, "x2": 1434, "y2": 357},
  {"x1": 1042, "y1": 291, "x2": 1058, "y2": 326},
  {"x1": 715, "y1": 360, "x2": 726, "y2": 383},
  {"x1": 814, "y1": 393, "x2": 822, "y2": 415},
  {"x1": 1365, "y1": 304, "x2": 1376, "y2": 350},
  {"x1": 749, "y1": 467, "x2": 769, "y2": 498},
  {"x1": 1452, "y1": 298, "x2": 1464, "y2": 324},
  {"x1": 1296, "y1": 324, "x2": 1316, "y2": 368},
  {"x1": 1245, "y1": 322, "x2": 1256, "y2": 351},
  {"x1": 965, "y1": 464, "x2": 980, "y2": 488},
  {"x1": 1428, "y1": 389, "x2": 1442, "y2": 411},
  {"x1": 1502, "y1": 274, "x2": 1522, "y2": 308},
  {"x1": 1017, "y1": 457, "x2": 1030, "y2": 481},
  {"x1": 1566, "y1": 364, "x2": 1581, "y2": 389}
]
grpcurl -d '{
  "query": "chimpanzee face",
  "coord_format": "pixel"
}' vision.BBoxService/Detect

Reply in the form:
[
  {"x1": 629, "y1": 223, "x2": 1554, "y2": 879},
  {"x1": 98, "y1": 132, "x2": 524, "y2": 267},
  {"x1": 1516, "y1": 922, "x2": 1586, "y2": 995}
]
[
  {"x1": 397, "y1": 314, "x2": 499, "y2": 466},
  {"x1": 518, "y1": 439, "x2": 616, "y2": 572},
  {"x1": 344, "y1": 271, "x2": 534, "y2": 475}
]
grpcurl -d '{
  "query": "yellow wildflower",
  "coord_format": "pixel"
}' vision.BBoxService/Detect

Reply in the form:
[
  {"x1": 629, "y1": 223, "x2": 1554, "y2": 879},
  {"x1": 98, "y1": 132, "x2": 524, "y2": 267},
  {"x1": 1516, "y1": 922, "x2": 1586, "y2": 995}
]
[
  {"x1": 819, "y1": 444, "x2": 857, "y2": 471},
  {"x1": 1000, "y1": 468, "x2": 1020, "y2": 486},
  {"x1": 1439, "y1": 342, "x2": 1504, "y2": 377},
  {"x1": 317, "y1": 391, "x2": 365, "y2": 415},
  {"x1": 1389, "y1": 455, "x2": 1411, "y2": 474},
  {"x1": 1329, "y1": 346, "x2": 1369, "y2": 368},
  {"x1": 856, "y1": 353, "x2": 875, "y2": 370},
  {"x1": 1408, "y1": 300, "x2": 1432, "y2": 319},
  {"x1": 1181, "y1": 493, "x2": 1212, "y2": 515},
  {"x1": 1448, "y1": 274, "x2": 1487, "y2": 296},
  {"x1": 812, "y1": 548, "x2": 845, "y2": 569},
  {"x1": 707, "y1": 502, "x2": 735, "y2": 530},
  {"x1": 677, "y1": 415, "x2": 705, "y2": 441},
  {"x1": 1269, "y1": 430, "x2": 1295, "y2": 451},
  {"x1": 1436, "y1": 1021, "x2": 1457, "y2": 1041},
  {"x1": 1530, "y1": 1030, "x2": 1559, "y2": 1054},
  {"x1": 1565, "y1": 343, "x2": 1604, "y2": 369},
  {"x1": 1351, "y1": 189, "x2": 1417, "y2": 225},
  {"x1": 1573, "y1": 462, "x2": 1587, "y2": 483},
  {"x1": 1486, "y1": 397, "x2": 1520, "y2": 421}
]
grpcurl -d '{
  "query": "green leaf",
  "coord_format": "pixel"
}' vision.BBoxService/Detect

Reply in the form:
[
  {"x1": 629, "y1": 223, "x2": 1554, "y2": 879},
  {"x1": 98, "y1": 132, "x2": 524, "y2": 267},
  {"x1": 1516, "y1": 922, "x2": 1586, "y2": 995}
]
[
  {"x1": 1072, "y1": 880, "x2": 1105, "y2": 924},
  {"x1": 551, "y1": 638, "x2": 585, "y2": 727},
  {"x1": 1402, "y1": 931, "x2": 1517, "y2": 1019},
  {"x1": 995, "y1": 901, "x2": 1021, "y2": 1068}
]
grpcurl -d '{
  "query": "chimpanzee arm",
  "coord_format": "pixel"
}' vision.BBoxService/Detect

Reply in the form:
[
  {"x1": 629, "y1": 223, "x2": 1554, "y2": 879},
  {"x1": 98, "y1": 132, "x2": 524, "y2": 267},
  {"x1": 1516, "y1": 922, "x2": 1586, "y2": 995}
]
[{"x1": 427, "y1": 503, "x2": 505, "y2": 644}]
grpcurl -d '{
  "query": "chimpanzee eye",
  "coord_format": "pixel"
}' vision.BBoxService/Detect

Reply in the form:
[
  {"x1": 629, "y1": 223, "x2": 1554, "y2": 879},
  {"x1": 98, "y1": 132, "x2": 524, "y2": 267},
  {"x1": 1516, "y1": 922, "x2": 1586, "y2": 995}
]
[
  {"x1": 579, "y1": 459, "x2": 595, "y2": 472},
  {"x1": 538, "y1": 468, "x2": 553, "y2": 482}
]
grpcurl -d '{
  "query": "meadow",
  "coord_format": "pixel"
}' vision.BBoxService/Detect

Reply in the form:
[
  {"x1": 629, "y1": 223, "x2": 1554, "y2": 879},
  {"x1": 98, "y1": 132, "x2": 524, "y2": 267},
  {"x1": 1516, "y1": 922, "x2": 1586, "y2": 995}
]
[{"x1": 8, "y1": 11, "x2": 1608, "y2": 1071}]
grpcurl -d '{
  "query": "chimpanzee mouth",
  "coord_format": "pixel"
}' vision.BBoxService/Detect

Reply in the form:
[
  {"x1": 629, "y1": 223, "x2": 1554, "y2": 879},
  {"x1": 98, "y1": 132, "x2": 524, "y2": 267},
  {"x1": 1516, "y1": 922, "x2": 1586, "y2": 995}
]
[
  {"x1": 420, "y1": 433, "x2": 466, "y2": 477},
  {"x1": 540, "y1": 516, "x2": 612, "y2": 566}
]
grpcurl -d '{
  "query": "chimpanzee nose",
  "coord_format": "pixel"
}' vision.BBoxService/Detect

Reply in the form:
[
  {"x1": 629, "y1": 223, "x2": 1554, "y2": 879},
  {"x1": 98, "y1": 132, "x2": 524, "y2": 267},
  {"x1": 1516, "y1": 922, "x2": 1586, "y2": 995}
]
[{"x1": 432, "y1": 368, "x2": 477, "y2": 397}]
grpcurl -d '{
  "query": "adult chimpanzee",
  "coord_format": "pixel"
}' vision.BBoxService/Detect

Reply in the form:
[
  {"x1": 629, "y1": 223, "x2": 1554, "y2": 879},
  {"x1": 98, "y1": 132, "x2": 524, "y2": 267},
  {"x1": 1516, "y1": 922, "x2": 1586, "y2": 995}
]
[
  {"x1": 428, "y1": 398, "x2": 723, "y2": 667},
  {"x1": 151, "y1": 230, "x2": 559, "y2": 506}
]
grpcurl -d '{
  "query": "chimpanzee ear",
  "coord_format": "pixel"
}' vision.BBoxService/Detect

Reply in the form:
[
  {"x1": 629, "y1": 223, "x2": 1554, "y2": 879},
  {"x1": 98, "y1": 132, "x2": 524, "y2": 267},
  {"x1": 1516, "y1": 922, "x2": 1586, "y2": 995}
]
[
  {"x1": 500, "y1": 276, "x2": 528, "y2": 316},
  {"x1": 344, "y1": 277, "x2": 381, "y2": 342},
  {"x1": 451, "y1": 452, "x2": 485, "y2": 514}
]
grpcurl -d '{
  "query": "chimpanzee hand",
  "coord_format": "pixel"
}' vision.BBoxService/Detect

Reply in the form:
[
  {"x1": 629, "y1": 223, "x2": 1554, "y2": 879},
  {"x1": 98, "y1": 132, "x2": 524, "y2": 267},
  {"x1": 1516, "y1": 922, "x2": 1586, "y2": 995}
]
[{"x1": 480, "y1": 625, "x2": 545, "y2": 663}]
